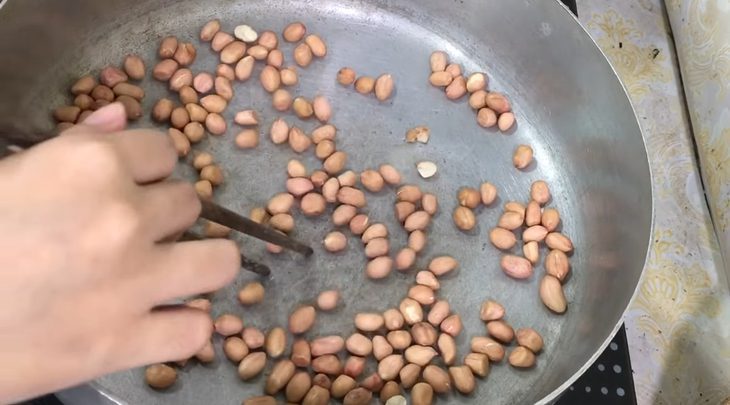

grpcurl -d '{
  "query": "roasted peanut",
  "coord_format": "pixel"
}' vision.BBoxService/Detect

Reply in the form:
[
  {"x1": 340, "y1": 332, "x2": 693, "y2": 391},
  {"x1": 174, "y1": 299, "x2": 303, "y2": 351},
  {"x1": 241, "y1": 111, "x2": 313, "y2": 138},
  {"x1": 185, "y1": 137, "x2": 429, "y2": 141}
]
[
  {"x1": 266, "y1": 327, "x2": 287, "y2": 358},
  {"x1": 283, "y1": 22, "x2": 306, "y2": 42},
  {"x1": 440, "y1": 314, "x2": 463, "y2": 336},
  {"x1": 509, "y1": 346, "x2": 536, "y2": 368},
  {"x1": 247, "y1": 45, "x2": 269, "y2": 60},
  {"x1": 168, "y1": 128, "x2": 190, "y2": 157},
  {"x1": 540, "y1": 275, "x2": 567, "y2": 313},
  {"x1": 304, "y1": 34, "x2": 327, "y2": 57},
  {"x1": 260, "y1": 65, "x2": 281, "y2": 93},
  {"x1": 301, "y1": 192, "x2": 326, "y2": 216},
  {"x1": 513, "y1": 144, "x2": 534, "y2": 169},
  {"x1": 427, "y1": 300, "x2": 450, "y2": 326},
  {"x1": 516, "y1": 328, "x2": 544, "y2": 353},
  {"x1": 374, "y1": 74, "x2": 394, "y2": 101},
  {"x1": 337, "y1": 67, "x2": 356, "y2": 86},
  {"x1": 302, "y1": 386, "x2": 330, "y2": 405},
  {"x1": 430, "y1": 51, "x2": 448, "y2": 72},
  {"x1": 316, "y1": 139, "x2": 336, "y2": 160},
  {"x1": 331, "y1": 375, "x2": 358, "y2": 399},
  {"x1": 291, "y1": 339, "x2": 312, "y2": 367},
  {"x1": 145, "y1": 364, "x2": 176, "y2": 389},
  {"x1": 200, "y1": 19, "x2": 221, "y2": 41},
  {"x1": 205, "y1": 112, "x2": 227, "y2": 135},
  {"x1": 293, "y1": 96, "x2": 314, "y2": 118},
  {"x1": 152, "y1": 98, "x2": 174, "y2": 122},
  {"x1": 215, "y1": 314, "x2": 243, "y2": 336},
  {"x1": 354, "y1": 76, "x2": 375, "y2": 94},
  {"x1": 99, "y1": 66, "x2": 128, "y2": 88},
  {"x1": 337, "y1": 170, "x2": 358, "y2": 187},
  {"x1": 429, "y1": 71, "x2": 453, "y2": 87},
  {"x1": 152, "y1": 59, "x2": 178, "y2": 81},
  {"x1": 470, "y1": 90, "x2": 488, "y2": 110},
  {"x1": 446, "y1": 75, "x2": 467, "y2": 100},
  {"x1": 238, "y1": 281, "x2": 265, "y2": 305},
  {"x1": 428, "y1": 256, "x2": 458, "y2": 276},
  {"x1": 399, "y1": 364, "x2": 421, "y2": 389},
  {"x1": 235, "y1": 55, "x2": 255, "y2": 81},
  {"x1": 316, "y1": 290, "x2": 340, "y2": 311},
  {"x1": 267, "y1": 49, "x2": 284, "y2": 68},
  {"x1": 294, "y1": 43, "x2": 313, "y2": 67},
  {"x1": 71, "y1": 75, "x2": 96, "y2": 95},
  {"x1": 280, "y1": 66, "x2": 299, "y2": 86},
  {"x1": 269, "y1": 213, "x2": 294, "y2": 232},
  {"x1": 285, "y1": 372, "x2": 312, "y2": 403},
  {"x1": 223, "y1": 336, "x2": 249, "y2": 362},
  {"x1": 258, "y1": 30, "x2": 278, "y2": 50},
  {"x1": 311, "y1": 354, "x2": 342, "y2": 375},
  {"x1": 211, "y1": 31, "x2": 235, "y2": 52},
  {"x1": 546, "y1": 232, "x2": 574, "y2": 253},
  {"x1": 265, "y1": 359, "x2": 296, "y2": 395},
  {"x1": 169, "y1": 68, "x2": 193, "y2": 91},
  {"x1": 411, "y1": 382, "x2": 433, "y2": 405},
  {"x1": 220, "y1": 41, "x2": 247, "y2": 64},
  {"x1": 470, "y1": 336, "x2": 505, "y2": 362},
  {"x1": 453, "y1": 206, "x2": 476, "y2": 231},
  {"x1": 179, "y1": 86, "x2": 199, "y2": 104},
  {"x1": 288, "y1": 126, "x2": 312, "y2": 152},
  {"x1": 378, "y1": 354, "x2": 404, "y2": 381},
  {"x1": 183, "y1": 122, "x2": 205, "y2": 143}
]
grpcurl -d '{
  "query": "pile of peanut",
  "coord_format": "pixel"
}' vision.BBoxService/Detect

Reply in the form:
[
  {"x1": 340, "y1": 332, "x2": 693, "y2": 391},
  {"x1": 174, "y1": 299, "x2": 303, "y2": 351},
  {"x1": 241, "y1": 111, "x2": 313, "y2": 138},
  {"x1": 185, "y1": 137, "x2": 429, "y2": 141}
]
[{"x1": 52, "y1": 16, "x2": 575, "y2": 405}]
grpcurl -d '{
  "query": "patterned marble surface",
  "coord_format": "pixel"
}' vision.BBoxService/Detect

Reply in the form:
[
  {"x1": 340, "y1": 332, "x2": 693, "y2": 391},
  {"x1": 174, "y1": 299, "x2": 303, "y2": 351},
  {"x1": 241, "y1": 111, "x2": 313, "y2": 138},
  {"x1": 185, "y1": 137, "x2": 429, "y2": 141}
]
[{"x1": 577, "y1": 0, "x2": 730, "y2": 403}]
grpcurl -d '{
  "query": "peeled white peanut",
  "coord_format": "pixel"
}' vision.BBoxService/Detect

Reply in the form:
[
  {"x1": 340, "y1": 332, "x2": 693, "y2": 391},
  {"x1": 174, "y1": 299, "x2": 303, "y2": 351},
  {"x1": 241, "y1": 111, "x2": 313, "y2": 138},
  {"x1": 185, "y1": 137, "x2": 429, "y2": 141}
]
[{"x1": 234, "y1": 24, "x2": 258, "y2": 42}]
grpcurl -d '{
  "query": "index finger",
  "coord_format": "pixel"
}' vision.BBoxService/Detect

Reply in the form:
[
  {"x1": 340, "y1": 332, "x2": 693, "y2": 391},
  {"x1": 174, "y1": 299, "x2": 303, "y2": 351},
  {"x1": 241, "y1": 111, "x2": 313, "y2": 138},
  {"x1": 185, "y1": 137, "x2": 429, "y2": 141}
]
[{"x1": 109, "y1": 129, "x2": 178, "y2": 184}]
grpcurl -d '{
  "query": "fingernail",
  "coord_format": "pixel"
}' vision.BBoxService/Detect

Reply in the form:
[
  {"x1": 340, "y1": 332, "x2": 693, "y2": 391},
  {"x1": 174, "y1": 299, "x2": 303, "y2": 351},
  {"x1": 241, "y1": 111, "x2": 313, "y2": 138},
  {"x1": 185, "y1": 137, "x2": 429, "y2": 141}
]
[{"x1": 83, "y1": 102, "x2": 127, "y2": 129}]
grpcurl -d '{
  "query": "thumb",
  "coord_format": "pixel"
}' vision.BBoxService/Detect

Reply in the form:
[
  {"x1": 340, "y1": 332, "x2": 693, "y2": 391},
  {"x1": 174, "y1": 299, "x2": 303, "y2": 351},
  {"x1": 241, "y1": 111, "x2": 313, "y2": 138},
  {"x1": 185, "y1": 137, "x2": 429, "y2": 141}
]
[{"x1": 76, "y1": 102, "x2": 128, "y2": 133}]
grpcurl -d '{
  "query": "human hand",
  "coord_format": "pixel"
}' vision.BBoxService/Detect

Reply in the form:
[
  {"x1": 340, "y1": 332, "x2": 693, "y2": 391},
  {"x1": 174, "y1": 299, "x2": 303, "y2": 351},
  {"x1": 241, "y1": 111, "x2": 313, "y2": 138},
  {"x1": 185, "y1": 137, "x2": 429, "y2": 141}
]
[{"x1": 0, "y1": 103, "x2": 240, "y2": 403}]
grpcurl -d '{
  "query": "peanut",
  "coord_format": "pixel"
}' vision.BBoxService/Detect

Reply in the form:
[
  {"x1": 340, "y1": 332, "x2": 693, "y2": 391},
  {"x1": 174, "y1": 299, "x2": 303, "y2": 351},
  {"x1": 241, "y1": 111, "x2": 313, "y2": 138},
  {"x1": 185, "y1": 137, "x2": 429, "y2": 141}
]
[
  {"x1": 312, "y1": 95, "x2": 332, "y2": 122},
  {"x1": 289, "y1": 305, "x2": 316, "y2": 334},
  {"x1": 405, "y1": 125, "x2": 430, "y2": 143},
  {"x1": 540, "y1": 275, "x2": 567, "y2": 313},
  {"x1": 152, "y1": 59, "x2": 179, "y2": 82},
  {"x1": 453, "y1": 206, "x2": 476, "y2": 231},
  {"x1": 323, "y1": 151, "x2": 347, "y2": 174},
  {"x1": 458, "y1": 187, "x2": 481, "y2": 208},
  {"x1": 365, "y1": 237, "x2": 389, "y2": 258},
  {"x1": 374, "y1": 74, "x2": 395, "y2": 101},
  {"x1": 159, "y1": 35, "x2": 178, "y2": 58},
  {"x1": 422, "y1": 365, "x2": 451, "y2": 394},
  {"x1": 216, "y1": 64, "x2": 235, "y2": 81},
  {"x1": 323, "y1": 230, "x2": 348, "y2": 253},
  {"x1": 249, "y1": 207, "x2": 269, "y2": 224},
  {"x1": 445, "y1": 75, "x2": 467, "y2": 100},
  {"x1": 302, "y1": 386, "x2": 330, "y2": 405},
  {"x1": 294, "y1": 43, "x2": 313, "y2": 67},
  {"x1": 513, "y1": 144, "x2": 534, "y2": 169},
  {"x1": 215, "y1": 76, "x2": 233, "y2": 100},
  {"x1": 238, "y1": 352, "x2": 267, "y2": 380},
  {"x1": 346, "y1": 333, "x2": 373, "y2": 357},
  {"x1": 121, "y1": 55, "x2": 145, "y2": 81},
  {"x1": 265, "y1": 359, "x2": 296, "y2": 395},
  {"x1": 421, "y1": 193, "x2": 438, "y2": 215},
  {"x1": 404, "y1": 345, "x2": 436, "y2": 367},
  {"x1": 316, "y1": 139, "x2": 336, "y2": 160},
  {"x1": 498, "y1": 112, "x2": 516, "y2": 131},
  {"x1": 280, "y1": 67, "x2": 299, "y2": 86},
  {"x1": 362, "y1": 223, "x2": 388, "y2": 243},
  {"x1": 269, "y1": 213, "x2": 294, "y2": 232},
  {"x1": 312, "y1": 124, "x2": 336, "y2": 143},
  {"x1": 366, "y1": 256, "x2": 393, "y2": 279},
  {"x1": 238, "y1": 282, "x2": 265, "y2": 305},
  {"x1": 428, "y1": 256, "x2": 458, "y2": 276},
  {"x1": 501, "y1": 254, "x2": 533, "y2": 279},
  {"x1": 168, "y1": 128, "x2": 190, "y2": 157},
  {"x1": 354, "y1": 76, "x2": 375, "y2": 94},
  {"x1": 489, "y1": 227, "x2": 516, "y2": 250},
  {"x1": 211, "y1": 31, "x2": 234, "y2": 52},
  {"x1": 179, "y1": 86, "x2": 199, "y2": 104},
  {"x1": 408, "y1": 285, "x2": 436, "y2": 306},
  {"x1": 411, "y1": 382, "x2": 433, "y2": 405},
  {"x1": 301, "y1": 192, "x2": 326, "y2": 216},
  {"x1": 546, "y1": 232, "x2": 573, "y2": 253},
  {"x1": 509, "y1": 346, "x2": 536, "y2": 368},
  {"x1": 195, "y1": 340, "x2": 215, "y2": 363},
  {"x1": 235, "y1": 129, "x2": 259, "y2": 149},
  {"x1": 195, "y1": 180, "x2": 213, "y2": 199},
  {"x1": 523, "y1": 240, "x2": 540, "y2": 264},
  {"x1": 220, "y1": 41, "x2": 247, "y2": 64},
  {"x1": 331, "y1": 375, "x2": 357, "y2": 399},
  {"x1": 267, "y1": 49, "x2": 284, "y2": 68},
  {"x1": 173, "y1": 42, "x2": 196, "y2": 66},
  {"x1": 399, "y1": 364, "x2": 422, "y2": 389},
  {"x1": 291, "y1": 339, "x2": 311, "y2": 367},
  {"x1": 311, "y1": 354, "x2": 342, "y2": 375},
  {"x1": 438, "y1": 333, "x2": 457, "y2": 365},
  {"x1": 429, "y1": 71, "x2": 452, "y2": 87},
  {"x1": 260, "y1": 65, "x2": 281, "y2": 93},
  {"x1": 214, "y1": 314, "x2": 243, "y2": 336},
  {"x1": 285, "y1": 372, "x2": 312, "y2": 403},
  {"x1": 541, "y1": 208, "x2": 561, "y2": 231},
  {"x1": 545, "y1": 249, "x2": 570, "y2": 281},
  {"x1": 525, "y1": 201, "x2": 542, "y2": 226},
  {"x1": 243, "y1": 329, "x2": 265, "y2": 350},
  {"x1": 337, "y1": 186, "x2": 366, "y2": 207},
  {"x1": 183, "y1": 122, "x2": 205, "y2": 143},
  {"x1": 440, "y1": 314, "x2": 463, "y2": 336},
  {"x1": 99, "y1": 66, "x2": 128, "y2": 88},
  {"x1": 415, "y1": 271, "x2": 440, "y2": 290},
  {"x1": 487, "y1": 319, "x2": 515, "y2": 343},
  {"x1": 427, "y1": 300, "x2": 450, "y2": 326},
  {"x1": 91, "y1": 85, "x2": 114, "y2": 101},
  {"x1": 223, "y1": 336, "x2": 249, "y2": 362},
  {"x1": 411, "y1": 322, "x2": 438, "y2": 346},
  {"x1": 399, "y1": 297, "x2": 423, "y2": 325},
  {"x1": 337, "y1": 67, "x2": 356, "y2": 86},
  {"x1": 200, "y1": 94, "x2": 227, "y2": 113},
  {"x1": 381, "y1": 383, "x2": 402, "y2": 404},
  {"x1": 386, "y1": 330, "x2": 412, "y2": 350},
  {"x1": 316, "y1": 290, "x2": 340, "y2": 311},
  {"x1": 310, "y1": 336, "x2": 345, "y2": 357},
  {"x1": 293, "y1": 96, "x2": 314, "y2": 118},
  {"x1": 205, "y1": 112, "x2": 226, "y2": 135},
  {"x1": 169, "y1": 68, "x2": 193, "y2": 91},
  {"x1": 235, "y1": 56, "x2": 255, "y2": 81},
  {"x1": 312, "y1": 373, "x2": 331, "y2": 389},
  {"x1": 378, "y1": 354, "x2": 404, "y2": 381},
  {"x1": 53, "y1": 106, "x2": 80, "y2": 123},
  {"x1": 242, "y1": 396, "x2": 275, "y2": 405},
  {"x1": 200, "y1": 19, "x2": 221, "y2": 41},
  {"x1": 470, "y1": 336, "x2": 505, "y2": 362},
  {"x1": 343, "y1": 387, "x2": 371, "y2": 405},
  {"x1": 408, "y1": 230, "x2": 427, "y2": 253},
  {"x1": 311, "y1": 168, "x2": 330, "y2": 186},
  {"x1": 498, "y1": 211, "x2": 524, "y2": 230},
  {"x1": 337, "y1": 170, "x2": 358, "y2": 187},
  {"x1": 523, "y1": 225, "x2": 548, "y2": 242},
  {"x1": 266, "y1": 327, "x2": 287, "y2": 358},
  {"x1": 288, "y1": 126, "x2": 312, "y2": 152},
  {"x1": 113, "y1": 81, "x2": 145, "y2": 100},
  {"x1": 170, "y1": 106, "x2": 190, "y2": 129},
  {"x1": 258, "y1": 30, "x2": 278, "y2": 50},
  {"x1": 372, "y1": 335, "x2": 394, "y2": 360},
  {"x1": 152, "y1": 98, "x2": 174, "y2": 122},
  {"x1": 404, "y1": 210, "x2": 431, "y2": 232},
  {"x1": 200, "y1": 164, "x2": 223, "y2": 185},
  {"x1": 145, "y1": 364, "x2": 176, "y2": 389},
  {"x1": 466, "y1": 72, "x2": 487, "y2": 92},
  {"x1": 486, "y1": 92, "x2": 511, "y2": 113},
  {"x1": 349, "y1": 214, "x2": 370, "y2": 235},
  {"x1": 71, "y1": 75, "x2": 96, "y2": 95},
  {"x1": 116, "y1": 95, "x2": 142, "y2": 120},
  {"x1": 395, "y1": 248, "x2": 416, "y2": 271},
  {"x1": 464, "y1": 352, "x2": 490, "y2": 377},
  {"x1": 270, "y1": 118, "x2": 290, "y2": 144},
  {"x1": 203, "y1": 221, "x2": 230, "y2": 238},
  {"x1": 332, "y1": 204, "x2": 356, "y2": 225},
  {"x1": 445, "y1": 63, "x2": 462, "y2": 77},
  {"x1": 378, "y1": 164, "x2": 401, "y2": 184},
  {"x1": 449, "y1": 366, "x2": 476, "y2": 394},
  {"x1": 430, "y1": 51, "x2": 448, "y2": 72},
  {"x1": 283, "y1": 22, "x2": 306, "y2": 42},
  {"x1": 304, "y1": 34, "x2": 327, "y2": 57},
  {"x1": 235, "y1": 110, "x2": 259, "y2": 126},
  {"x1": 395, "y1": 201, "x2": 416, "y2": 223},
  {"x1": 470, "y1": 90, "x2": 488, "y2": 110},
  {"x1": 516, "y1": 328, "x2": 544, "y2": 353}
]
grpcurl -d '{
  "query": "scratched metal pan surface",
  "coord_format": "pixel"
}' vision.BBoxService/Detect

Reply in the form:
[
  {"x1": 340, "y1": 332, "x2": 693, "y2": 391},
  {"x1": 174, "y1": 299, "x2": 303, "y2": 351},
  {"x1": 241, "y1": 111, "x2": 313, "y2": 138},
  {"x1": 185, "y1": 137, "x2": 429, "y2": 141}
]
[{"x1": 0, "y1": 0, "x2": 653, "y2": 403}]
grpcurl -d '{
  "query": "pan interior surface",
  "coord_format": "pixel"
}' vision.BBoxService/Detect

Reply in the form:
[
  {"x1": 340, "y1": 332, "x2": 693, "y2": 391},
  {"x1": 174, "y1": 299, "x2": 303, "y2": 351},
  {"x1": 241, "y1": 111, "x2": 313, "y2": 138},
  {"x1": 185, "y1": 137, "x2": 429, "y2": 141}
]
[{"x1": 0, "y1": 0, "x2": 652, "y2": 404}]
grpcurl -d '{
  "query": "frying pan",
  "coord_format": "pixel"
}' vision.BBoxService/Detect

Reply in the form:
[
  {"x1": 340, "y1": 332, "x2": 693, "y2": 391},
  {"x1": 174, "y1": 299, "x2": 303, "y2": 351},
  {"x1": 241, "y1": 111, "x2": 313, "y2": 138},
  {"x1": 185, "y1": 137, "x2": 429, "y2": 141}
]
[{"x1": 0, "y1": 0, "x2": 653, "y2": 403}]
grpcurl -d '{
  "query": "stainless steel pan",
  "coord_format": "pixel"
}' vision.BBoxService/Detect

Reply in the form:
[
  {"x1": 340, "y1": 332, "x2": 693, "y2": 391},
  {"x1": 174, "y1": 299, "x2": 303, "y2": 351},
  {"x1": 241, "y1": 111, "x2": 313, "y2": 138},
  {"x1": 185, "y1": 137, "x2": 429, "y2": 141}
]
[{"x1": 0, "y1": 0, "x2": 653, "y2": 403}]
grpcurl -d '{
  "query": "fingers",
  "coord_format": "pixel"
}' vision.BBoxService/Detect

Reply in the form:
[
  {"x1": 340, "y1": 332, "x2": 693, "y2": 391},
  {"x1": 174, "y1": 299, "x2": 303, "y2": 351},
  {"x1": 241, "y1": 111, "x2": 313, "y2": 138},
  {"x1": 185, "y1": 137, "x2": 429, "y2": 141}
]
[
  {"x1": 137, "y1": 180, "x2": 201, "y2": 241},
  {"x1": 144, "y1": 239, "x2": 241, "y2": 305},
  {"x1": 62, "y1": 103, "x2": 128, "y2": 135},
  {"x1": 108, "y1": 129, "x2": 177, "y2": 184},
  {"x1": 122, "y1": 306, "x2": 213, "y2": 366}
]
